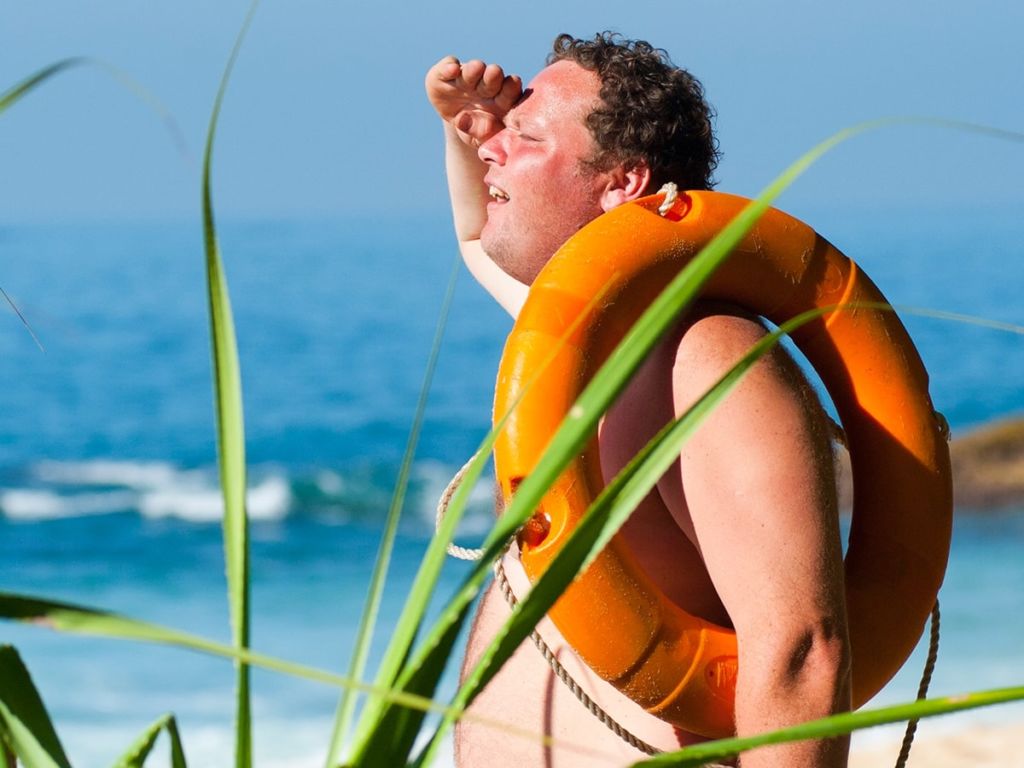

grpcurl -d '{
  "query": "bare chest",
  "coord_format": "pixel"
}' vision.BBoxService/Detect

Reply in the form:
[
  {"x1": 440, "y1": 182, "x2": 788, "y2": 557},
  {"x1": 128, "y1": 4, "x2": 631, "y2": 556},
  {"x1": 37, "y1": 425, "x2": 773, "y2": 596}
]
[{"x1": 596, "y1": 337, "x2": 729, "y2": 625}]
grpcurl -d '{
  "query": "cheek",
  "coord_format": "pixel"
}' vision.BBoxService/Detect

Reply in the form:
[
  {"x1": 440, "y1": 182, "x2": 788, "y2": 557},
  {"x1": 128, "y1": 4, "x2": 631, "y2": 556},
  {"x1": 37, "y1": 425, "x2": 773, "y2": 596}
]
[
  {"x1": 529, "y1": 197, "x2": 599, "y2": 261},
  {"x1": 527, "y1": 161, "x2": 592, "y2": 213}
]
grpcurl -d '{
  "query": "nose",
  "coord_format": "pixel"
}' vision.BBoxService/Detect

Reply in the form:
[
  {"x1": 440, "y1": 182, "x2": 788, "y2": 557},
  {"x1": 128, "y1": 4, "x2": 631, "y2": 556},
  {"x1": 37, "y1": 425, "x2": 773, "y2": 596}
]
[{"x1": 478, "y1": 129, "x2": 507, "y2": 165}]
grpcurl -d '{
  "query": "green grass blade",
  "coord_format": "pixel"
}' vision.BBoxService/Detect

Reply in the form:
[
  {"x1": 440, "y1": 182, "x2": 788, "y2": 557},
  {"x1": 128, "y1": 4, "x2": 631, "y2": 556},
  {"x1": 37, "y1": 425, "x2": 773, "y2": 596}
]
[
  {"x1": 0, "y1": 592, "x2": 453, "y2": 720},
  {"x1": 0, "y1": 57, "x2": 190, "y2": 161},
  {"x1": 895, "y1": 305, "x2": 1024, "y2": 337},
  {"x1": 2, "y1": 57, "x2": 188, "y2": 350},
  {"x1": 90, "y1": 60, "x2": 192, "y2": 165},
  {"x1": 1, "y1": 286, "x2": 44, "y2": 352},
  {"x1": 345, "y1": 419, "x2": 499, "y2": 761},
  {"x1": 347, "y1": 615, "x2": 469, "y2": 767},
  {"x1": 201, "y1": 3, "x2": 260, "y2": 767},
  {"x1": 0, "y1": 591, "x2": 554, "y2": 739},
  {"x1": 0, "y1": 645, "x2": 71, "y2": 768},
  {"x1": 346, "y1": 284, "x2": 613, "y2": 760},
  {"x1": 111, "y1": 713, "x2": 187, "y2": 768},
  {"x1": 0, "y1": 61, "x2": 80, "y2": 353},
  {"x1": 633, "y1": 686, "x2": 1024, "y2": 767},
  {"x1": 346, "y1": 323, "x2": 585, "y2": 759},
  {"x1": 0, "y1": 58, "x2": 86, "y2": 115},
  {"x1": 323, "y1": 257, "x2": 461, "y2": 766}
]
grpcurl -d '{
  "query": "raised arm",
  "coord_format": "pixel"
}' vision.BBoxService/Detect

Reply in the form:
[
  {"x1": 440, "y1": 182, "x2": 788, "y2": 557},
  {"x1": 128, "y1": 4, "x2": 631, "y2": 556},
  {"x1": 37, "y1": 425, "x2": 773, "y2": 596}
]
[
  {"x1": 425, "y1": 56, "x2": 528, "y2": 315},
  {"x1": 660, "y1": 313, "x2": 851, "y2": 767}
]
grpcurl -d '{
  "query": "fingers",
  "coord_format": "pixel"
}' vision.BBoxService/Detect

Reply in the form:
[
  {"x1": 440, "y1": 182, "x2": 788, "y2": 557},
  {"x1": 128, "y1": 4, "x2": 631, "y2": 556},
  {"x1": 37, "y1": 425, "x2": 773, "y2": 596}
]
[
  {"x1": 434, "y1": 55, "x2": 461, "y2": 82},
  {"x1": 425, "y1": 53, "x2": 520, "y2": 136},
  {"x1": 460, "y1": 59, "x2": 486, "y2": 91},
  {"x1": 495, "y1": 73, "x2": 522, "y2": 112},
  {"x1": 429, "y1": 55, "x2": 516, "y2": 99},
  {"x1": 425, "y1": 55, "x2": 461, "y2": 97},
  {"x1": 479, "y1": 63, "x2": 504, "y2": 98}
]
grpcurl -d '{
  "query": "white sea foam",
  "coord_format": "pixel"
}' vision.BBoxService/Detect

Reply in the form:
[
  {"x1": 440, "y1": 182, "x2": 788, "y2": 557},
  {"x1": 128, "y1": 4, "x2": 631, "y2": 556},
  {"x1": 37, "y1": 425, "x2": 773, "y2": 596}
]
[
  {"x1": 0, "y1": 489, "x2": 137, "y2": 520},
  {"x1": 7, "y1": 458, "x2": 486, "y2": 527},
  {"x1": 247, "y1": 475, "x2": 292, "y2": 520},
  {"x1": 138, "y1": 476, "x2": 291, "y2": 522},
  {"x1": 3, "y1": 460, "x2": 292, "y2": 522}
]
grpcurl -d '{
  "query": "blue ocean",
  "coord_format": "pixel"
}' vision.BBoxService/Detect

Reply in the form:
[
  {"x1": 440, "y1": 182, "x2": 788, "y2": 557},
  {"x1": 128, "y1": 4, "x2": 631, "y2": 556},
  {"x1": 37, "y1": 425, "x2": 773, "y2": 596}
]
[{"x1": 2, "y1": 209, "x2": 1023, "y2": 765}]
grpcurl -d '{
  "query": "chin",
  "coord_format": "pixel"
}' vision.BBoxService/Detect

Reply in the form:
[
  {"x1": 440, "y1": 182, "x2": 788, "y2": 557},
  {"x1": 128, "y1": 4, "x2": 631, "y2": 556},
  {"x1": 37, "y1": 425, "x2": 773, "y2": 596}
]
[
  {"x1": 481, "y1": 231, "x2": 548, "y2": 285},
  {"x1": 480, "y1": 237, "x2": 515, "y2": 278}
]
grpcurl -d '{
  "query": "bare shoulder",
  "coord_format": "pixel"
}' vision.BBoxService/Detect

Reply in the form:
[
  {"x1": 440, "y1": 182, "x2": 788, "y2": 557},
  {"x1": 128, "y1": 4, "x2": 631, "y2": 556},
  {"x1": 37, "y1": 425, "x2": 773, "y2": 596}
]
[
  {"x1": 669, "y1": 303, "x2": 819, "y2": 414},
  {"x1": 657, "y1": 303, "x2": 838, "y2": 566},
  {"x1": 675, "y1": 301, "x2": 835, "y2": 462}
]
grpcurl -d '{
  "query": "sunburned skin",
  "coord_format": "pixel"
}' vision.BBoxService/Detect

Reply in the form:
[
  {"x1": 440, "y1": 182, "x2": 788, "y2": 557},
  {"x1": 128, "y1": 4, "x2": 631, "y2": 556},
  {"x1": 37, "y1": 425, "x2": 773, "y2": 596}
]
[
  {"x1": 426, "y1": 47, "x2": 850, "y2": 768},
  {"x1": 474, "y1": 63, "x2": 616, "y2": 284},
  {"x1": 456, "y1": 308, "x2": 838, "y2": 767}
]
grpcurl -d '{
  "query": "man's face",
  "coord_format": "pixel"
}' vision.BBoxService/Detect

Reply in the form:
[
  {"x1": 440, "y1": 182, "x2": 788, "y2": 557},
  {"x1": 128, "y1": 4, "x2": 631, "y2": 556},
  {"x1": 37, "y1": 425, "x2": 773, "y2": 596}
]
[{"x1": 478, "y1": 60, "x2": 615, "y2": 284}]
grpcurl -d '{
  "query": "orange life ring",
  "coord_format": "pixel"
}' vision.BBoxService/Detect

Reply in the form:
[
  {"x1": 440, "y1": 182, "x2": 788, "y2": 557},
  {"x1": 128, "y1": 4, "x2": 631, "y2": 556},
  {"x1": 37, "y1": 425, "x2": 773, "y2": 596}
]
[{"x1": 492, "y1": 190, "x2": 952, "y2": 738}]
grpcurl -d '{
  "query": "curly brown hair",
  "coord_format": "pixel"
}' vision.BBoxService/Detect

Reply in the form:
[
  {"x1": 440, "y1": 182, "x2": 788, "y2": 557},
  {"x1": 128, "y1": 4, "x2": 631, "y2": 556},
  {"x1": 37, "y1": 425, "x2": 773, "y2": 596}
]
[{"x1": 548, "y1": 32, "x2": 720, "y2": 191}]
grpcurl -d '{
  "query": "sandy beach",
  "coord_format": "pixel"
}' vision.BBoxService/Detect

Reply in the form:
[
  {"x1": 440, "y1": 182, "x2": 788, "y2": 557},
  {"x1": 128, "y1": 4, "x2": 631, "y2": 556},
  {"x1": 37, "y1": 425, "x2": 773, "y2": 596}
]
[{"x1": 850, "y1": 721, "x2": 1024, "y2": 767}]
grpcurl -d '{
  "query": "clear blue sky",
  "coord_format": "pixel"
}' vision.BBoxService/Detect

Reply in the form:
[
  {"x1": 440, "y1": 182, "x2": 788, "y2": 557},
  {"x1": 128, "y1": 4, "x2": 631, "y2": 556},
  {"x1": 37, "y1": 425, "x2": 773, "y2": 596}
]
[{"x1": 2, "y1": 0, "x2": 1022, "y2": 222}]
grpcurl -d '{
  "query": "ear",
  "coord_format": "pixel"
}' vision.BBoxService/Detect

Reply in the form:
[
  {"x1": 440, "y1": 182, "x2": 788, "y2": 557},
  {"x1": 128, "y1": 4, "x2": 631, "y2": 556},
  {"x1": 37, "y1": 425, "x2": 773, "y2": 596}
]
[{"x1": 599, "y1": 163, "x2": 652, "y2": 212}]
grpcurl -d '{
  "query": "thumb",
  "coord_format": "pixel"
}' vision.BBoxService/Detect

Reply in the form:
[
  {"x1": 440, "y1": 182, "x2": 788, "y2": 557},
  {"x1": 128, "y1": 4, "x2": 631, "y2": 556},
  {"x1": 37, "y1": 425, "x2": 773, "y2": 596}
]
[{"x1": 456, "y1": 113, "x2": 473, "y2": 134}]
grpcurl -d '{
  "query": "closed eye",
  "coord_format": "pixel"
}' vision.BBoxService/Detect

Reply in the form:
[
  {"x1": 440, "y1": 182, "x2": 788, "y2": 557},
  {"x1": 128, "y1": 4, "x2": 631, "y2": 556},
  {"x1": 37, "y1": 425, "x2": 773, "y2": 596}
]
[
  {"x1": 504, "y1": 114, "x2": 539, "y2": 143},
  {"x1": 513, "y1": 126, "x2": 541, "y2": 143}
]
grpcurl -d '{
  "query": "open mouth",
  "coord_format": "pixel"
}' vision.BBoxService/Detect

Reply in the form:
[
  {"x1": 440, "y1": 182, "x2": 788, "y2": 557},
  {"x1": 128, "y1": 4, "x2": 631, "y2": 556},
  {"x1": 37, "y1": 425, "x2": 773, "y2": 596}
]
[{"x1": 488, "y1": 185, "x2": 510, "y2": 202}]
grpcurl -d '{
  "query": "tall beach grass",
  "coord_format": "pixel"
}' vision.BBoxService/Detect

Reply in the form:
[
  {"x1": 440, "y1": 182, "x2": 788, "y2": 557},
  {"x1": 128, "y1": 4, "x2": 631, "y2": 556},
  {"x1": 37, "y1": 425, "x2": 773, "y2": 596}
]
[{"x1": 3, "y1": 5, "x2": 1024, "y2": 767}]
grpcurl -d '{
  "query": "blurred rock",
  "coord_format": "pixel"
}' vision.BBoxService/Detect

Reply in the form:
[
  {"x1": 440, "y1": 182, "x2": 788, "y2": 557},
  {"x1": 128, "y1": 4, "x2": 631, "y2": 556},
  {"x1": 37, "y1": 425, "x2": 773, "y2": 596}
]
[{"x1": 835, "y1": 414, "x2": 1024, "y2": 512}]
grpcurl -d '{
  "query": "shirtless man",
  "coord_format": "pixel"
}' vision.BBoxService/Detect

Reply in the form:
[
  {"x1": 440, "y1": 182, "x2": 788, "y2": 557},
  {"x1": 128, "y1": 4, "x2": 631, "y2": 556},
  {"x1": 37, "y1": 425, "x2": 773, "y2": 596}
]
[{"x1": 426, "y1": 34, "x2": 850, "y2": 767}]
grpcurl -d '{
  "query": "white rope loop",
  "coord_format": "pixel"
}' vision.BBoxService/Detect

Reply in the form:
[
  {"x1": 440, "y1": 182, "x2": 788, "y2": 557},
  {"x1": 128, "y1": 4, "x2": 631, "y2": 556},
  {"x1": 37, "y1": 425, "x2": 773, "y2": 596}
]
[
  {"x1": 434, "y1": 453, "x2": 486, "y2": 561},
  {"x1": 434, "y1": 453, "x2": 662, "y2": 754},
  {"x1": 657, "y1": 181, "x2": 679, "y2": 216}
]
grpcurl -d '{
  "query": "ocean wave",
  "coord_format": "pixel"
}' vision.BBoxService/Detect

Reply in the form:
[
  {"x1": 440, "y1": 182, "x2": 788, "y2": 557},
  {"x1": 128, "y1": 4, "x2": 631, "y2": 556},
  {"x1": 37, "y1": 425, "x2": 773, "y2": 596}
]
[
  {"x1": 139, "y1": 475, "x2": 292, "y2": 522},
  {"x1": 1, "y1": 458, "x2": 497, "y2": 532},
  {"x1": 0, "y1": 489, "x2": 137, "y2": 520},
  {"x1": 2, "y1": 460, "x2": 292, "y2": 523}
]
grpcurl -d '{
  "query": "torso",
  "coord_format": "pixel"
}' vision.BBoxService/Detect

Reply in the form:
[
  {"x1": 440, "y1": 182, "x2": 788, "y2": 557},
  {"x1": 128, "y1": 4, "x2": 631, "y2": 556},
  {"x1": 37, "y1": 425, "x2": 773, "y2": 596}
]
[
  {"x1": 599, "y1": 317, "x2": 732, "y2": 629},
  {"x1": 456, "y1": 309, "x2": 761, "y2": 765},
  {"x1": 456, "y1": 308, "x2": 819, "y2": 767}
]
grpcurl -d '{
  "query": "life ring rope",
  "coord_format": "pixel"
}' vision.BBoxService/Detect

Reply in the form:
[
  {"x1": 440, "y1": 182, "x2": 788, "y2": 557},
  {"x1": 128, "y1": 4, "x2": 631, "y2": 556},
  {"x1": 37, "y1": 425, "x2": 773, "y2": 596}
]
[
  {"x1": 434, "y1": 457, "x2": 943, "y2": 763},
  {"x1": 433, "y1": 452, "x2": 662, "y2": 755}
]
